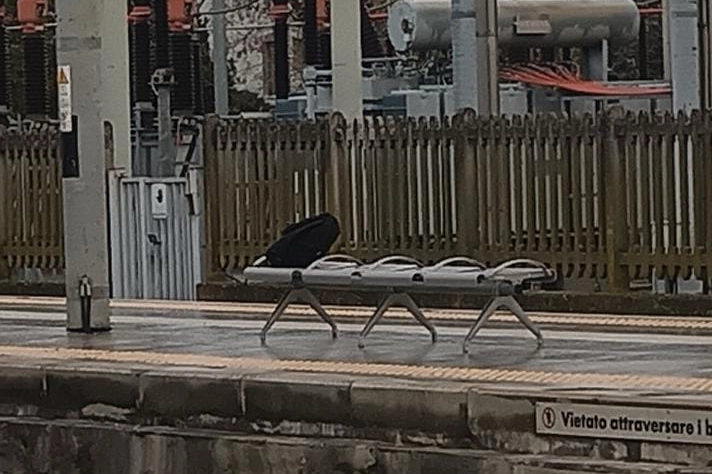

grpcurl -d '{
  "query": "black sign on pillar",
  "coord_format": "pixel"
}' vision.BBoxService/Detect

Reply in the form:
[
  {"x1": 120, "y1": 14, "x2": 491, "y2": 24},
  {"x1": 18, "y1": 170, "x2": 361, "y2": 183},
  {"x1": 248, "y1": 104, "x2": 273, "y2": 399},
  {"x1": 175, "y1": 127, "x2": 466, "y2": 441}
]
[{"x1": 61, "y1": 115, "x2": 79, "y2": 178}]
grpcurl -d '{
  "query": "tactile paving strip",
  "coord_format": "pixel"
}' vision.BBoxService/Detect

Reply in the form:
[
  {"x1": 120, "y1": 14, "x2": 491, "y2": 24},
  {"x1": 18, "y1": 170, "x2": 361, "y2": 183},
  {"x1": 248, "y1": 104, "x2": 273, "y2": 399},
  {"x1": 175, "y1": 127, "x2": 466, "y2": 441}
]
[
  {"x1": 1, "y1": 345, "x2": 712, "y2": 393},
  {"x1": 0, "y1": 296, "x2": 710, "y2": 332}
]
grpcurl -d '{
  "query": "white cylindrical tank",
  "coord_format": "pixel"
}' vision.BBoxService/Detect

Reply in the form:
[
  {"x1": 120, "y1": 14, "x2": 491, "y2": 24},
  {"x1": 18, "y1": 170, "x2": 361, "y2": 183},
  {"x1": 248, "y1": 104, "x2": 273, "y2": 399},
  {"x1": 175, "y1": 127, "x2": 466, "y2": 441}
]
[{"x1": 388, "y1": 0, "x2": 640, "y2": 52}]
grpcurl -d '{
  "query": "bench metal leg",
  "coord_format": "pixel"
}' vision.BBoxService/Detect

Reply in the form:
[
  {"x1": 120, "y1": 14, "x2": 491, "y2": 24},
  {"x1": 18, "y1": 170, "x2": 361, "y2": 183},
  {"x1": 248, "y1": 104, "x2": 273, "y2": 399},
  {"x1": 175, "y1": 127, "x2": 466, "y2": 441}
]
[
  {"x1": 358, "y1": 292, "x2": 438, "y2": 349},
  {"x1": 462, "y1": 295, "x2": 543, "y2": 354},
  {"x1": 260, "y1": 288, "x2": 338, "y2": 344}
]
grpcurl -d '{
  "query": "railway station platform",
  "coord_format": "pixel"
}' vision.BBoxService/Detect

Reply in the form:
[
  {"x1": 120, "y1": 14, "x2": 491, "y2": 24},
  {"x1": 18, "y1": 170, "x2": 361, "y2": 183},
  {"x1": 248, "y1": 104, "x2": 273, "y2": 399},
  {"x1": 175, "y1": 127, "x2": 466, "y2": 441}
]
[{"x1": 0, "y1": 296, "x2": 711, "y2": 473}]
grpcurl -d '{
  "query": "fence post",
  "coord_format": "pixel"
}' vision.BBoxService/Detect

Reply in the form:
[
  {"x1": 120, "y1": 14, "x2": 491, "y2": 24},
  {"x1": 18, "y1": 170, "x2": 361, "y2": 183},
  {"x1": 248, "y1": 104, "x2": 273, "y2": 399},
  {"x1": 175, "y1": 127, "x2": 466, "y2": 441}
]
[
  {"x1": 454, "y1": 109, "x2": 478, "y2": 255},
  {"x1": 603, "y1": 111, "x2": 630, "y2": 292},
  {"x1": 326, "y1": 112, "x2": 347, "y2": 251}
]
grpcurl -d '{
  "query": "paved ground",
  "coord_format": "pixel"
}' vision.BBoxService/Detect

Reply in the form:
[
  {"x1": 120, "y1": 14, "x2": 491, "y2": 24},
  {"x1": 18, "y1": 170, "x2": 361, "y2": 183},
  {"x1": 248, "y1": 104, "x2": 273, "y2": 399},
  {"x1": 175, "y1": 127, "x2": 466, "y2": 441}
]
[{"x1": 0, "y1": 297, "x2": 712, "y2": 399}]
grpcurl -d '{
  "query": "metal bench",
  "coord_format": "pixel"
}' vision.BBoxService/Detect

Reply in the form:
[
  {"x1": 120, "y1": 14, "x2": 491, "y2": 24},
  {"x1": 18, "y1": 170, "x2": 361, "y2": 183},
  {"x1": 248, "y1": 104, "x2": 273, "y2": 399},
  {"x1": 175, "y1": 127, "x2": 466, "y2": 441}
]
[{"x1": 242, "y1": 255, "x2": 557, "y2": 353}]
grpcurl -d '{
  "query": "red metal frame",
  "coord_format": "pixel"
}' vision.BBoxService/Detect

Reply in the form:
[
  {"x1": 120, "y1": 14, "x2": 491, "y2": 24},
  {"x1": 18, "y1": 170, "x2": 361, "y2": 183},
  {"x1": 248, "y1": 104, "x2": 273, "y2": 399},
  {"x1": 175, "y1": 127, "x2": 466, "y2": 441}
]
[
  {"x1": 167, "y1": 0, "x2": 193, "y2": 32},
  {"x1": 316, "y1": 0, "x2": 328, "y2": 29},
  {"x1": 269, "y1": 2, "x2": 291, "y2": 20},
  {"x1": 17, "y1": 0, "x2": 47, "y2": 33},
  {"x1": 127, "y1": 4, "x2": 152, "y2": 24}
]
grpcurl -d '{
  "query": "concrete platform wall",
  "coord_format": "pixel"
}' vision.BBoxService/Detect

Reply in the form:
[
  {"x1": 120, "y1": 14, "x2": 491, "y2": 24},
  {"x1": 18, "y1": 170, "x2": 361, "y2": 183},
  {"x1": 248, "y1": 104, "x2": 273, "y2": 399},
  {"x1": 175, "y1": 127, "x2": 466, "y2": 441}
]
[{"x1": 0, "y1": 363, "x2": 711, "y2": 473}]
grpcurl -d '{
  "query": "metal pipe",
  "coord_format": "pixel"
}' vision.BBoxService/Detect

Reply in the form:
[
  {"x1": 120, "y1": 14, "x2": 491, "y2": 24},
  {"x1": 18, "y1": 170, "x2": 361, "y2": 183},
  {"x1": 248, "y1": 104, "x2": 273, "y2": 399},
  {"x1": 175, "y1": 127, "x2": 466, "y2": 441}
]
[{"x1": 388, "y1": 0, "x2": 640, "y2": 52}]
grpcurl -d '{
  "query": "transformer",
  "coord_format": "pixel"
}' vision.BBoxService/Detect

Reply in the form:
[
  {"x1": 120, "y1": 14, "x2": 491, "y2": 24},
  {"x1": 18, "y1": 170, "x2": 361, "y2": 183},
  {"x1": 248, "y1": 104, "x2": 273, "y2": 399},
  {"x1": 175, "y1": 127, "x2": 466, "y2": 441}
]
[{"x1": 387, "y1": 0, "x2": 640, "y2": 52}]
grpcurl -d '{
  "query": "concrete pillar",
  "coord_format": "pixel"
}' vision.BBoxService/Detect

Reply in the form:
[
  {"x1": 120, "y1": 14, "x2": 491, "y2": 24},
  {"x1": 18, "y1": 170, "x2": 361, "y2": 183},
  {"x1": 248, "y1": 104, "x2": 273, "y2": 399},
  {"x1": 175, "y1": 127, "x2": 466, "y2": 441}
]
[
  {"x1": 57, "y1": 0, "x2": 131, "y2": 331},
  {"x1": 476, "y1": 0, "x2": 499, "y2": 115},
  {"x1": 666, "y1": 0, "x2": 700, "y2": 112},
  {"x1": 452, "y1": 0, "x2": 499, "y2": 115},
  {"x1": 330, "y1": 0, "x2": 363, "y2": 119},
  {"x1": 452, "y1": 0, "x2": 477, "y2": 111},
  {"x1": 212, "y1": 0, "x2": 229, "y2": 115}
]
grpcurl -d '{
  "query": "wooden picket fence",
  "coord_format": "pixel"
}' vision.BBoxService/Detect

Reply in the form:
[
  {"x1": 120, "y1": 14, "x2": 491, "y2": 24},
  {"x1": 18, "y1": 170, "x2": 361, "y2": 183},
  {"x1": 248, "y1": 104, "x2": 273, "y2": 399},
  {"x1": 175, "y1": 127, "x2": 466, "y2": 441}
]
[
  {"x1": 3, "y1": 110, "x2": 710, "y2": 292},
  {"x1": 0, "y1": 124, "x2": 64, "y2": 277},
  {"x1": 204, "y1": 110, "x2": 712, "y2": 291}
]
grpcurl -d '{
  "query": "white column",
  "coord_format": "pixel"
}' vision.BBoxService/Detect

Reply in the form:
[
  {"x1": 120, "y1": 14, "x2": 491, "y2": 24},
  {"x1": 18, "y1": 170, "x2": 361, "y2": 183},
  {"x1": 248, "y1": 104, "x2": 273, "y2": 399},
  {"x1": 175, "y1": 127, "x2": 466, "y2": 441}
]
[
  {"x1": 667, "y1": 0, "x2": 700, "y2": 112},
  {"x1": 56, "y1": 0, "x2": 131, "y2": 331},
  {"x1": 330, "y1": 0, "x2": 363, "y2": 119}
]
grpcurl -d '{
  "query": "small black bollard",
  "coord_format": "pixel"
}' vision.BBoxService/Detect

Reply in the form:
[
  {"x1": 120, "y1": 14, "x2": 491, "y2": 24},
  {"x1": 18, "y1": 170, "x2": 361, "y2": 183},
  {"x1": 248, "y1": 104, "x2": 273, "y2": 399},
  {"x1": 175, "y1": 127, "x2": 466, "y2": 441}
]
[{"x1": 78, "y1": 275, "x2": 92, "y2": 333}]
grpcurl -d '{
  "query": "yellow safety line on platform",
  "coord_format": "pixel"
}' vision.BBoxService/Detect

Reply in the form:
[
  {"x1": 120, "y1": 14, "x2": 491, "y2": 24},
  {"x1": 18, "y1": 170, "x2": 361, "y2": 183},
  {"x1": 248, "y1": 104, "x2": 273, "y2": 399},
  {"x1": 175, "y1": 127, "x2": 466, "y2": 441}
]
[
  {"x1": 0, "y1": 345, "x2": 711, "y2": 393},
  {"x1": 0, "y1": 296, "x2": 711, "y2": 331}
]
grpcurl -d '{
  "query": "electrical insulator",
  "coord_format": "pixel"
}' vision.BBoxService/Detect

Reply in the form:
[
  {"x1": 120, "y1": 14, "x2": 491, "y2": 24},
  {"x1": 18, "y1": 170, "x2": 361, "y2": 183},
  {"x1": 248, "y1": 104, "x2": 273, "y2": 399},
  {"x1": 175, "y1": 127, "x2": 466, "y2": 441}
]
[
  {"x1": 316, "y1": 0, "x2": 328, "y2": 30},
  {"x1": 167, "y1": 0, "x2": 193, "y2": 32},
  {"x1": 272, "y1": 0, "x2": 289, "y2": 99},
  {"x1": 303, "y1": 0, "x2": 319, "y2": 66},
  {"x1": 191, "y1": 32, "x2": 213, "y2": 114},
  {"x1": 269, "y1": 1, "x2": 290, "y2": 20},
  {"x1": 17, "y1": 0, "x2": 47, "y2": 34},
  {"x1": 17, "y1": 0, "x2": 52, "y2": 117},
  {"x1": 152, "y1": 0, "x2": 170, "y2": 69},
  {"x1": 0, "y1": 1, "x2": 6, "y2": 110},
  {"x1": 169, "y1": 32, "x2": 193, "y2": 112},
  {"x1": 318, "y1": 30, "x2": 331, "y2": 68},
  {"x1": 509, "y1": 48, "x2": 530, "y2": 65},
  {"x1": 190, "y1": 37, "x2": 203, "y2": 114},
  {"x1": 360, "y1": 1, "x2": 383, "y2": 59},
  {"x1": 23, "y1": 33, "x2": 51, "y2": 116},
  {"x1": 129, "y1": 0, "x2": 153, "y2": 104},
  {"x1": 127, "y1": 3, "x2": 151, "y2": 24}
]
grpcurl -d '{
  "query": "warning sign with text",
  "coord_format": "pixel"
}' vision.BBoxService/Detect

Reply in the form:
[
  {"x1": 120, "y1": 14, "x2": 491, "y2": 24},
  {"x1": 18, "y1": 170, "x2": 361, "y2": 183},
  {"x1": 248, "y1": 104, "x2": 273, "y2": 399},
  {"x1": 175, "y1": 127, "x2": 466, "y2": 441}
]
[
  {"x1": 536, "y1": 402, "x2": 712, "y2": 445},
  {"x1": 57, "y1": 65, "x2": 72, "y2": 133}
]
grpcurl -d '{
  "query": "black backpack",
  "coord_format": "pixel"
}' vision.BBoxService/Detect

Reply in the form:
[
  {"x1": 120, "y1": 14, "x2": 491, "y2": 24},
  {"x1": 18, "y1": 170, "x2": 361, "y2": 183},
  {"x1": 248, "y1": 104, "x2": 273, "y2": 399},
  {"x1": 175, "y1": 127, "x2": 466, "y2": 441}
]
[{"x1": 265, "y1": 213, "x2": 341, "y2": 268}]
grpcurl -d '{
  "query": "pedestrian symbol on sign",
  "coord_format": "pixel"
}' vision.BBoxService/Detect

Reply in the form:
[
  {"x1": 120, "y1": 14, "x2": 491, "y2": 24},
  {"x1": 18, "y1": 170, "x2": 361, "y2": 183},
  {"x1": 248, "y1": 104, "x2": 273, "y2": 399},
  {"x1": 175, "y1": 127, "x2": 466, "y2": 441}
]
[{"x1": 542, "y1": 407, "x2": 556, "y2": 429}]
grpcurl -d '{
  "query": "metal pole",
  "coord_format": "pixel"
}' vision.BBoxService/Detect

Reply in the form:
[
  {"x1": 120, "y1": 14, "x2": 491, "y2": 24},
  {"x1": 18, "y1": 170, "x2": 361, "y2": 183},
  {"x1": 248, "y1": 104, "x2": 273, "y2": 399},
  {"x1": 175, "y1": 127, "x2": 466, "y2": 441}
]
[
  {"x1": 330, "y1": 0, "x2": 363, "y2": 119},
  {"x1": 56, "y1": 0, "x2": 131, "y2": 331},
  {"x1": 212, "y1": 0, "x2": 229, "y2": 114}
]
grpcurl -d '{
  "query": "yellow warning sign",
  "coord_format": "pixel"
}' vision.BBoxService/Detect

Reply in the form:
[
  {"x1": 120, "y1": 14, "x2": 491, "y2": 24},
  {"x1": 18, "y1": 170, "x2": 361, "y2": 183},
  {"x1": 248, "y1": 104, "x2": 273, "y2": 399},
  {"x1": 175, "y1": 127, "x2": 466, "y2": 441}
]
[{"x1": 58, "y1": 68, "x2": 69, "y2": 85}]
